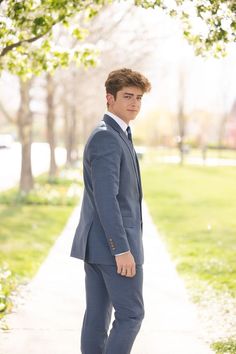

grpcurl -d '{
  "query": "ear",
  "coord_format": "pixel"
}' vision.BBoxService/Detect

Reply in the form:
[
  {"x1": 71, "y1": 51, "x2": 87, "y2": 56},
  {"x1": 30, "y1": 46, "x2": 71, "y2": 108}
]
[{"x1": 106, "y1": 93, "x2": 115, "y2": 107}]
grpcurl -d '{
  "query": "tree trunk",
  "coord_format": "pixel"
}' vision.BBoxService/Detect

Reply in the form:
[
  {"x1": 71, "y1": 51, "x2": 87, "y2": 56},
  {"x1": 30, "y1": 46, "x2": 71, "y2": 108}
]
[
  {"x1": 18, "y1": 79, "x2": 34, "y2": 194},
  {"x1": 63, "y1": 69, "x2": 79, "y2": 167},
  {"x1": 177, "y1": 101, "x2": 185, "y2": 166},
  {"x1": 218, "y1": 112, "x2": 228, "y2": 158},
  {"x1": 66, "y1": 100, "x2": 78, "y2": 167},
  {"x1": 64, "y1": 105, "x2": 78, "y2": 167},
  {"x1": 46, "y1": 73, "x2": 57, "y2": 179},
  {"x1": 176, "y1": 69, "x2": 187, "y2": 166}
]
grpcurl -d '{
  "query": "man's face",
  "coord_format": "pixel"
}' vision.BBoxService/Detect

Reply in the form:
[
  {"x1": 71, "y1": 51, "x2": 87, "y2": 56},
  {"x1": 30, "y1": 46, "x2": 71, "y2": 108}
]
[{"x1": 106, "y1": 86, "x2": 143, "y2": 124}]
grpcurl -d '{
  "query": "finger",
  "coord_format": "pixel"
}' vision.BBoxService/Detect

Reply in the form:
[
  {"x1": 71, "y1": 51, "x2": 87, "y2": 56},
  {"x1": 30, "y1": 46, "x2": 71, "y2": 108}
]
[
  {"x1": 126, "y1": 267, "x2": 132, "y2": 277},
  {"x1": 131, "y1": 264, "x2": 136, "y2": 277},
  {"x1": 117, "y1": 263, "x2": 122, "y2": 274},
  {"x1": 121, "y1": 267, "x2": 127, "y2": 276}
]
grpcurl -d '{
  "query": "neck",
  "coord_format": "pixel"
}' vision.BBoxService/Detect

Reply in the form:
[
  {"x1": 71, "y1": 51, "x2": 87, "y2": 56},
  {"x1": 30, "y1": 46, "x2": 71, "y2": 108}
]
[
  {"x1": 107, "y1": 111, "x2": 130, "y2": 126},
  {"x1": 108, "y1": 110, "x2": 129, "y2": 125}
]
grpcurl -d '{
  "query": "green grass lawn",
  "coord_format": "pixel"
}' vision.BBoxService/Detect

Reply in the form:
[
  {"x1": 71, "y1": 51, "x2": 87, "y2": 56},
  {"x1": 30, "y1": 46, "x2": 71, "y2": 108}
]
[
  {"x1": 0, "y1": 204, "x2": 73, "y2": 278},
  {"x1": 0, "y1": 170, "x2": 81, "y2": 318},
  {"x1": 141, "y1": 162, "x2": 236, "y2": 353},
  {"x1": 146, "y1": 147, "x2": 236, "y2": 160}
]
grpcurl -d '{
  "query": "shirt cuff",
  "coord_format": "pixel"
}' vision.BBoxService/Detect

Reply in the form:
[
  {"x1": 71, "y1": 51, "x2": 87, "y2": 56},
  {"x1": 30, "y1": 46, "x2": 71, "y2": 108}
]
[{"x1": 115, "y1": 251, "x2": 130, "y2": 256}]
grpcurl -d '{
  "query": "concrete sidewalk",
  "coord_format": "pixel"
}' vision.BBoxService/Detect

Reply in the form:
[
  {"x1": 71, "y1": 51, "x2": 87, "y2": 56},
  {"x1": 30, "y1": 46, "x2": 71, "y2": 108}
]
[{"x1": 0, "y1": 203, "x2": 214, "y2": 354}]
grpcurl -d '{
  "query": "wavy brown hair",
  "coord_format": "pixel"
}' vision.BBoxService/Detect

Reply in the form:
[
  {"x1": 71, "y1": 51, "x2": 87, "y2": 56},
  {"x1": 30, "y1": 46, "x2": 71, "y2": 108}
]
[{"x1": 105, "y1": 68, "x2": 151, "y2": 98}]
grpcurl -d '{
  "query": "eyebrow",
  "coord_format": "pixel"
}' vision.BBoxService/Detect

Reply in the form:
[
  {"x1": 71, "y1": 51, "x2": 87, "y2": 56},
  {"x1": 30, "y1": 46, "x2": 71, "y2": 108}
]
[{"x1": 123, "y1": 92, "x2": 143, "y2": 97}]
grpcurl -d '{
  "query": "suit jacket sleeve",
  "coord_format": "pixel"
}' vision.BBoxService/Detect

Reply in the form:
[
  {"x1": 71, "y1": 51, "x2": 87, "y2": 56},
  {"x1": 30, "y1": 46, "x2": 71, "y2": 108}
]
[{"x1": 88, "y1": 130, "x2": 130, "y2": 255}]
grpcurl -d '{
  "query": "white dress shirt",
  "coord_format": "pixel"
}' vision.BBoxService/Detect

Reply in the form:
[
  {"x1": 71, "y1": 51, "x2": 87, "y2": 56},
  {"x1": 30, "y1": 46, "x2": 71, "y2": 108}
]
[
  {"x1": 106, "y1": 111, "x2": 128, "y2": 134},
  {"x1": 105, "y1": 111, "x2": 130, "y2": 257}
]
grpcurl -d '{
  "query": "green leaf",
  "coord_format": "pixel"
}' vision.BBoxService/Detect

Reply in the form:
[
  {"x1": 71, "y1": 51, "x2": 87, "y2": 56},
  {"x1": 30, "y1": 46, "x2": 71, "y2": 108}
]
[
  {"x1": 33, "y1": 17, "x2": 47, "y2": 27},
  {"x1": 0, "y1": 303, "x2": 6, "y2": 312},
  {"x1": 72, "y1": 28, "x2": 89, "y2": 41}
]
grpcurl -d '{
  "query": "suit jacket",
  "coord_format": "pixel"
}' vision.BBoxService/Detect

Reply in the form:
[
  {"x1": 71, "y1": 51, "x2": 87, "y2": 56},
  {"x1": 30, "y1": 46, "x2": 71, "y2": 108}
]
[{"x1": 70, "y1": 114, "x2": 144, "y2": 265}]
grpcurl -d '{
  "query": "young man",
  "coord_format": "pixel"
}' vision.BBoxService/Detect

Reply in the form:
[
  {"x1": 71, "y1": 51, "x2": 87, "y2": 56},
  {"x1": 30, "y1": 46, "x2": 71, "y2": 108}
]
[{"x1": 71, "y1": 68, "x2": 151, "y2": 354}]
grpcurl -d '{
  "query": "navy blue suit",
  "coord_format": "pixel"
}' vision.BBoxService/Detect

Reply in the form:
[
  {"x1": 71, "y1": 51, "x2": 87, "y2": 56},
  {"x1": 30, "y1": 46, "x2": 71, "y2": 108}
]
[{"x1": 71, "y1": 114, "x2": 144, "y2": 354}]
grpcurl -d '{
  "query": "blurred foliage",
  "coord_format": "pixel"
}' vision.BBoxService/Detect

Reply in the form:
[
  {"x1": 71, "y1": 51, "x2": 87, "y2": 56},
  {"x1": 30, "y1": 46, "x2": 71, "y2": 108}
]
[
  {"x1": 212, "y1": 339, "x2": 236, "y2": 354},
  {"x1": 135, "y1": 0, "x2": 236, "y2": 57},
  {"x1": 0, "y1": 0, "x2": 112, "y2": 77},
  {"x1": 1, "y1": 0, "x2": 235, "y2": 79},
  {"x1": 0, "y1": 265, "x2": 15, "y2": 314},
  {"x1": 0, "y1": 170, "x2": 83, "y2": 206}
]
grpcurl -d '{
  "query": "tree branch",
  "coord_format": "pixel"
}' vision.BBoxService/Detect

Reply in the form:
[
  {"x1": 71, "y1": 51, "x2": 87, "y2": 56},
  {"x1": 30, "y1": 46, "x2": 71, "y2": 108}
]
[{"x1": 0, "y1": 30, "x2": 51, "y2": 57}]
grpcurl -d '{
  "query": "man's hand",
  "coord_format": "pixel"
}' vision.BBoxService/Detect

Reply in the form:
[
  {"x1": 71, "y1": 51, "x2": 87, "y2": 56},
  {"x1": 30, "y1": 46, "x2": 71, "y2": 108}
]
[{"x1": 115, "y1": 251, "x2": 136, "y2": 277}]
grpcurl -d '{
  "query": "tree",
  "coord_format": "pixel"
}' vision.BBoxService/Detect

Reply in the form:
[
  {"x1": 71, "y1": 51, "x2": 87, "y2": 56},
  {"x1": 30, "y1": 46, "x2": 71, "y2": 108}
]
[
  {"x1": 60, "y1": 66, "x2": 79, "y2": 167},
  {"x1": 63, "y1": 1, "x2": 167, "y2": 146},
  {"x1": 1, "y1": 0, "x2": 235, "y2": 193},
  {"x1": 0, "y1": 77, "x2": 34, "y2": 193},
  {"x1": 0, "y1": 0, "x2": 110, "y2": 76},
  {"x1": 135, "y1": 0, "x2": 236, "y2": 56},
  {"x1": 46, "y1": 73, "x2": 58, "y2": 178},
  {"x1": 0, "y1": 0, "x2": 110, "y2": 193},
  {"x1": 18, "y1": 79, "x2": 34, "y2": 193}
]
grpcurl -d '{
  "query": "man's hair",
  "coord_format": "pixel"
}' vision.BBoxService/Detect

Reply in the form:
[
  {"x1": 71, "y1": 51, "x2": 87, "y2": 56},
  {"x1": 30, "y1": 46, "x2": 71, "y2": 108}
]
[{"x1": 105, "y1": 68, "x2": 151, "y2": 98}]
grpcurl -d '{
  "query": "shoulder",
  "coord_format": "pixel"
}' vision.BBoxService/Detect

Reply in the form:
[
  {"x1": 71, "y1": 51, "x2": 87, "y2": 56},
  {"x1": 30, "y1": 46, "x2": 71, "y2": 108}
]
[{"x1": 87, "y1": 121, "x2": 121, "y2": 148}]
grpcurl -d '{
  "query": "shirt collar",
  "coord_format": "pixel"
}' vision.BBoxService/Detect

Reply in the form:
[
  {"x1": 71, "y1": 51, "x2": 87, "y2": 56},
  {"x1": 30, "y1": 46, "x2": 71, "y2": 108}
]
[{"x1": 106, "y1": 111, "x2": 128, "y2": 133}]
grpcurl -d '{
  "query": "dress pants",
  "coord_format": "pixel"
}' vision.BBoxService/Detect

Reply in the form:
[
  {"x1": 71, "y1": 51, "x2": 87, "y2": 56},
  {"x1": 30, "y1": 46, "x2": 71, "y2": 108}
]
[{"x1": 81, "y1": 262, "x2": 144, "y2": 354}]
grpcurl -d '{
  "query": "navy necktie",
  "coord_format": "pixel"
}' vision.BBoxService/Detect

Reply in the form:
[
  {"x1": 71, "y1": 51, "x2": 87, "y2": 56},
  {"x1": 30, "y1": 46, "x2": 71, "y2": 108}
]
[{"x1": 126, "y1": 126, "x2": 133, "y2": 144}]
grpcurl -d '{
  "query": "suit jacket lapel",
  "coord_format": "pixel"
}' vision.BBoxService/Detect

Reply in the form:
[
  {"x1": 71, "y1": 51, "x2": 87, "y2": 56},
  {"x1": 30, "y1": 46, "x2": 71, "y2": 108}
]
[
  {"x1": 103, "y1": 114, "x2": 142, "y2": 198},
  {"x1": 134, "y1": 152, "x2": 143, "y2": 199}
]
